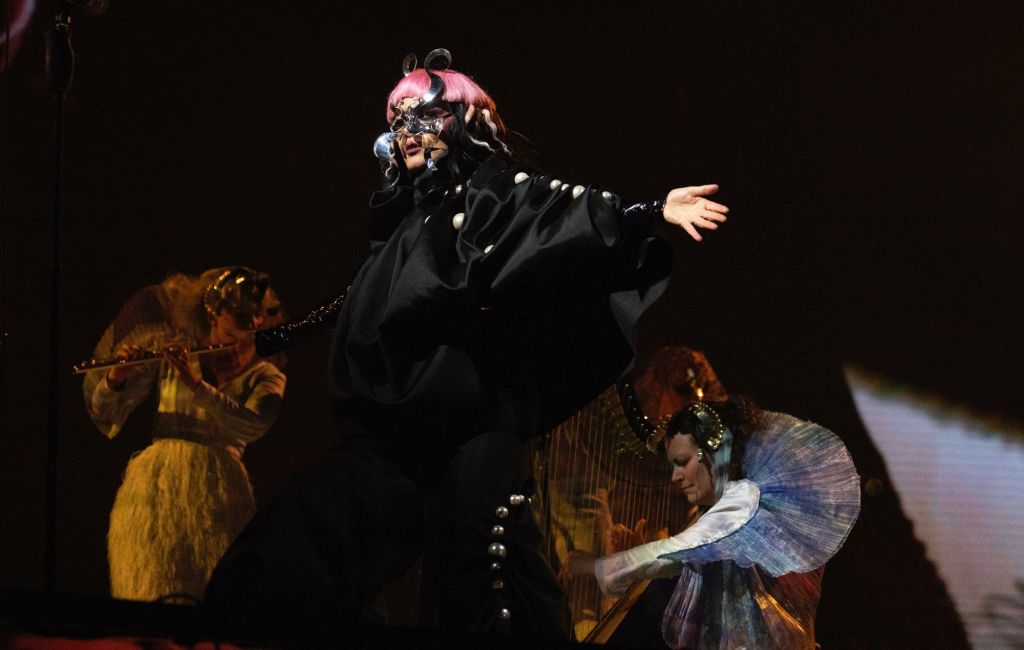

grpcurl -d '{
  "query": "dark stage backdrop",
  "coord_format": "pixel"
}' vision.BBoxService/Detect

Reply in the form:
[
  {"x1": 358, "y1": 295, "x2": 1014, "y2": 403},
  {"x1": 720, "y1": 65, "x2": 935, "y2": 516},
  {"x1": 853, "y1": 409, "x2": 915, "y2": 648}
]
[{"x1": 1, "y1": 2, "x2": 1020, "y2": 648}]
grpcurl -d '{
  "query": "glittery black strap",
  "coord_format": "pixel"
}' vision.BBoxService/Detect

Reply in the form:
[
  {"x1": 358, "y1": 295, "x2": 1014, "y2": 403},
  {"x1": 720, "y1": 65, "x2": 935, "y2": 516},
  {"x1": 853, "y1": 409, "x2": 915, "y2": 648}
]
[
  {"x1": 254, "y1": 286, "x2": 350, "y2": 358},
  {"x1": 621, "y1": 199, "x2": 666, "y2": 225},
  {"x1": 616, "y1": 379, "x2": 659, "y2": 447}
]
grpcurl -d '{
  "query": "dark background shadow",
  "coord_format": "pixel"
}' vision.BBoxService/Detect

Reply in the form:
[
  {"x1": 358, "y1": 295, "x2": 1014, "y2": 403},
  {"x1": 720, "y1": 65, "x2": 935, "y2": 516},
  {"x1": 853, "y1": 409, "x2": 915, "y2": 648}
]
[{"x1": 1, "y1": 2, "x2": 1020, "y2": 647}]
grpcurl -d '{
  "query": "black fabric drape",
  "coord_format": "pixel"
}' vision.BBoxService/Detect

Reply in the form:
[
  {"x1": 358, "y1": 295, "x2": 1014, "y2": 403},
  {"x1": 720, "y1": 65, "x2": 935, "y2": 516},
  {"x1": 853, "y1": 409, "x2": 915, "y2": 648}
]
[{"x1": 206, "y1": 154, "x2": 673, "y2": 639}]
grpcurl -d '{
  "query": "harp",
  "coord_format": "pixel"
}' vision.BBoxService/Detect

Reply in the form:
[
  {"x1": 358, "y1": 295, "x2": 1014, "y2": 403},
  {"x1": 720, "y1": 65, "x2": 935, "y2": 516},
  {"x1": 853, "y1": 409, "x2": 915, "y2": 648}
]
[{"x1": 533, "y1": 347, "x2": 727, "y2": 643}]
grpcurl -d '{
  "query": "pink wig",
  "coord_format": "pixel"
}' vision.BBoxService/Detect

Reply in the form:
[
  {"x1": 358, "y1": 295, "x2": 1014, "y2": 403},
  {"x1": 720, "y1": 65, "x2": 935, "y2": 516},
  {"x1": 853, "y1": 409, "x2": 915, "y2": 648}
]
[{"x1": 386, "y1": 69, "x2": 498, "y2": 122}]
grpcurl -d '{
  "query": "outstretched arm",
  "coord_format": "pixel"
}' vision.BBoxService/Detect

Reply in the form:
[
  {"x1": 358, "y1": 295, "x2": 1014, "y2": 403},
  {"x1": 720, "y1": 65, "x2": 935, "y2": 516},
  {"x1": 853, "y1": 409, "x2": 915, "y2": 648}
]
[
  {"x1": 559, "y1": 480, "x2": 759, "y2": 597},
  {"x1": 253, "y1": 286, "x2": 350, "y2": 357},
  {"x1": 621, "y1": 184, "x2": 728, "y2": 241}
]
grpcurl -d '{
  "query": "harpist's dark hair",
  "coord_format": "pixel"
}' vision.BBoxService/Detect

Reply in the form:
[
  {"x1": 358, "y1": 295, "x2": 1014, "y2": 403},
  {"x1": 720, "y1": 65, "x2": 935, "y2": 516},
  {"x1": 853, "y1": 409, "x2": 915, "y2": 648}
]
[{"x1": 665, "y1": 396, "x2": 764, "y2": 481}]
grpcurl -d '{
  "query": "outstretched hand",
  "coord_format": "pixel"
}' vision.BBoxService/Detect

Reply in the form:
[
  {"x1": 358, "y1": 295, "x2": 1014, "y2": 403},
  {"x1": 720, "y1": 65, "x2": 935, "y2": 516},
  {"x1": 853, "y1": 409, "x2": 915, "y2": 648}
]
[{"x1": 662, "y1": 184, "x2": 729, "y2": 242}]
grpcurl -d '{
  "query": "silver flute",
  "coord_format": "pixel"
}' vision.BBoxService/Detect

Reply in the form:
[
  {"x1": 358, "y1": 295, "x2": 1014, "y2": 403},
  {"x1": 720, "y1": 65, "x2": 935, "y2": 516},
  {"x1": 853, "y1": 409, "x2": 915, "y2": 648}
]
[{"x1": 72, "y1": 344, "x2": 232, "y2": 375}]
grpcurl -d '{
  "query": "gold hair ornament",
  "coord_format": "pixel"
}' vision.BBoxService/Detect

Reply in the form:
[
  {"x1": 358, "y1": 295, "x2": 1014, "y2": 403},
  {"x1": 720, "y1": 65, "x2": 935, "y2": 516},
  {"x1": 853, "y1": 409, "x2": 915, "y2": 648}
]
[{"x1": 687, "y1": 401, "x2": 725, "y2": 451}]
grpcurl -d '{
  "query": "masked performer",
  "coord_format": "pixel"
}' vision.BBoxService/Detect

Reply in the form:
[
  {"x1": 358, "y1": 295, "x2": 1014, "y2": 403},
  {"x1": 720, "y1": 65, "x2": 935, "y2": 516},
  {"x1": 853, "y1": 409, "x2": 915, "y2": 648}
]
[
  {"x1": 205, "y1": 49, "x2": 728, "y2": 638},
  {"x1": 83, "y1": 267, "x2": 286, "y2": 602},
  {"x1": 564, "y1": 398, "x2": 861, "y2": 649}
]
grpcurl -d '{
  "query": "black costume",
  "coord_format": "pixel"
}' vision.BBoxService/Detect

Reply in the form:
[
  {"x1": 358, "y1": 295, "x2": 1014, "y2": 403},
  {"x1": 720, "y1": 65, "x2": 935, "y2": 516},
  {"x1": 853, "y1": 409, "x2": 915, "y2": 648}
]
[{"x1": 204, "y1": 154, "x2": 672, "y2": 639}]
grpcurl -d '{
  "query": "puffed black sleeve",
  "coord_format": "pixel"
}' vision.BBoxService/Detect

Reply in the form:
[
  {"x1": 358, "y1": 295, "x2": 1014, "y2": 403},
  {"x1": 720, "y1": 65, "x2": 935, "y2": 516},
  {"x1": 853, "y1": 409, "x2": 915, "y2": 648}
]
[
  {"x1": 254, "y1": 287, "x2": 349, "y2": 358},
  {"x1": 378, "y1": 159, "x2": 672, "y2": 348},
  {"x1": 365, "y1": 158, "x2": 673, "y2": 429}
]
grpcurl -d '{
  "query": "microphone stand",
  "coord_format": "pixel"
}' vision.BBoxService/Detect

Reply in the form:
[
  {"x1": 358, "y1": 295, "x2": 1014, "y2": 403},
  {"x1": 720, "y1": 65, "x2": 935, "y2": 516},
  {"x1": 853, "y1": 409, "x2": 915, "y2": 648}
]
[{"x1": 43, "y1": 1, "x2": 73, "y2": 594}]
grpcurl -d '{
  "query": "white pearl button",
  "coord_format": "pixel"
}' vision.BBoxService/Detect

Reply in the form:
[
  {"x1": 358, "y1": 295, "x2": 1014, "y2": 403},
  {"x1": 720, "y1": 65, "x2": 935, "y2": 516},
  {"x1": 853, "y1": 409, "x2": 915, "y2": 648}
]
[
  {"x1": 487, "y1": 542, "x2": 507, "y2": 557},
  {"x1": 572, "y1": 185, "x2": 585, "y2": 199},
  {"x1": 452, "y1": 212, "x2": 465, "y2": 229},
  {"x1": 514, "y1": 172, "x2": 529, "y2": 184}
]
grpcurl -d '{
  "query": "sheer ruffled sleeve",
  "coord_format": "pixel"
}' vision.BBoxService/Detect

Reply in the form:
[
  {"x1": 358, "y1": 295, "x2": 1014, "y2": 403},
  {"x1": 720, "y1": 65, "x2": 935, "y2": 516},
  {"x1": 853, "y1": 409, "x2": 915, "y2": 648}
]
[
  {"x1": 656, "y1": 414, "x2": 861, "y2": 577},
  {"x1": 595, "y1": 415, "x2": 861, "y2": 599}
]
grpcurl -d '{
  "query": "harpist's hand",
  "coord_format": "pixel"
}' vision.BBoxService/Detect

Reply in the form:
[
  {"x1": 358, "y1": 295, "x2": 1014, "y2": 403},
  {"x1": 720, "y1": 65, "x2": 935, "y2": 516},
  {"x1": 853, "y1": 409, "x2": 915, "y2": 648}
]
[
  {"x1": 582, "y1": 489, "x2": 648, "y2": 554},
  {"x1": 663, "y1": 184, "x2": 729, "y2": 241},
  {"x1": 558, "y1": 551, "x2": 598, "y2": 587},
  {"x1": 611, "y1": 518, "x2": 648, "y2": 554}
]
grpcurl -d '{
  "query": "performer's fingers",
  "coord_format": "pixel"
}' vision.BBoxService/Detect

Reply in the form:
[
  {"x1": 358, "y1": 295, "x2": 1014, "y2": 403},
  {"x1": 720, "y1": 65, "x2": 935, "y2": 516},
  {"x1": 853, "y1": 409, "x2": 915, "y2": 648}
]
[
  {"x1": 635, "y1": 518, "x2": 648, "y2": 537},
  {"x1": 162, "y1": 346, "x2": 187, "y2": 370},
  {"x1": 116, "y1": 344, "x2": 139, "y2": 360},
  {"x1": 703, "y1": 200, "x2": 729, "y2": 213},
  {"x1": 681, "y1": 220, "x2": 703, "y2": 241},
  {"x1": 464, "y1": 105, "x2": 476, "y2": 124},
  {"x1": 690, "y1": 183, "x2": 719, "y2": 197},
  {"x1": 695, "y1": 217, "x2": 719, "y2": 230},
  {"x1": 701, "y1": 209, "x2": 727, "y2": 222}
]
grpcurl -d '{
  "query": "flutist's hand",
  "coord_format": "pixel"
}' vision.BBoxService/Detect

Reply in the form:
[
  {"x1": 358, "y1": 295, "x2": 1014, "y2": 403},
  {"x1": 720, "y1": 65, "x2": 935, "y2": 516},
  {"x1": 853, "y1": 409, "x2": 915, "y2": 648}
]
[
  {"x1": 163, "y1": 344, "x2": 202, "y2": 390},
  {"x1": 106, "y1": 344, "x2": 144, "y2": 390}
]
